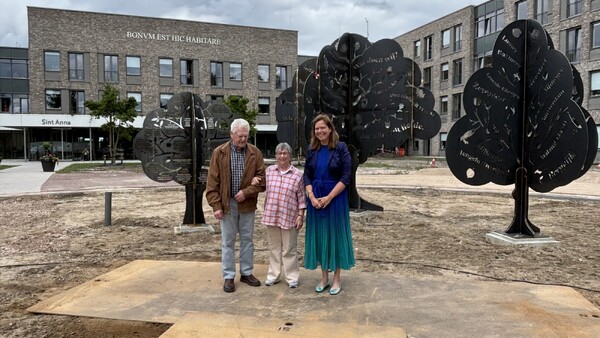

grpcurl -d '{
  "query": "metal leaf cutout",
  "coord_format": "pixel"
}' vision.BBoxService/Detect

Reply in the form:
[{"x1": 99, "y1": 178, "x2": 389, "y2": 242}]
[
  {"x1": 276, "y1": 33, "x2": 441, "y2": 211},
  {"x1": 445, "y1": 20, "x2": 597, "y2": 236}
]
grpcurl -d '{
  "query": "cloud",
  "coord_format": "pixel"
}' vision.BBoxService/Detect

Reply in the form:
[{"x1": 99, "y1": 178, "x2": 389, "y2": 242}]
[{"x1": 1, "y1": 0, "x2": 479, "y2": 54}]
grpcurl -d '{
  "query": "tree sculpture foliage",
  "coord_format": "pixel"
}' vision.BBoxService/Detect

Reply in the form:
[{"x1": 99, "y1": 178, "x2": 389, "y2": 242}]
[
  {"x1": 277, "y1": 33, "x2": 441, "y2": 210},
  {"x1": 133, "y1": 92, "x2": 234, "y2": 225},
  {"x1": 84, "y1": 84, "x2": 138, "y2": 165},
  {"x1": 445, "y1": 20, "x2": 597, "y2": 237}
]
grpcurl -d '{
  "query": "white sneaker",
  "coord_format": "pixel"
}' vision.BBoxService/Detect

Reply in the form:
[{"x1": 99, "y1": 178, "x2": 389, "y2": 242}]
[
  {"x1": 288, "y1": 281, "x2": 298, "y2": 288},
  {"x1": 265, "y1": 279, "x2": 279, "y2": 286}
]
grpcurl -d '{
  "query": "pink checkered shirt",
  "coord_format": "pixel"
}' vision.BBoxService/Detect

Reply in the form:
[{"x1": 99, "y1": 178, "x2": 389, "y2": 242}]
[{"x1": 261, "y1": 164, "x2": 307, "y2": 229}]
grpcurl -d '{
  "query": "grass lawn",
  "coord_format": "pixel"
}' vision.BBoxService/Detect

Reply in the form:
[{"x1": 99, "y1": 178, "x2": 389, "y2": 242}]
[{"x1": 57, "y1": 162, "x2": 143, "y2": 173}]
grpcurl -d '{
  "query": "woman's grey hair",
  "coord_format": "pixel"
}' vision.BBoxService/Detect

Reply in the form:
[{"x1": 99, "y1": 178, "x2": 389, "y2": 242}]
[
  {"x1": 230, "y1": 119, "x2": 250, "y2": 133},
  {"x1": 276, "y1": 142, "x2": 292, "y2": 156}
]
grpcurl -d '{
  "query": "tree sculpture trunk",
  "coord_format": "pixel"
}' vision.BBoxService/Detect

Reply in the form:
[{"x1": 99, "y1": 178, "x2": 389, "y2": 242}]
[{"x1": 506, "y1": 167, "x2": 540, "y2": 237}]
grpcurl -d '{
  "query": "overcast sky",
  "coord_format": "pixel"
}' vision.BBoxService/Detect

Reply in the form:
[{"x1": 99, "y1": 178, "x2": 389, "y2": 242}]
[{"x1": 1, "y1": 0, "x2": 483, "y2": 56}]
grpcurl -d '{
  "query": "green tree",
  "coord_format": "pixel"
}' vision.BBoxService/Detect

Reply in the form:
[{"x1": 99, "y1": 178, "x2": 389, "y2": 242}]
[
  {"x1": 224, "y1": 96, "x2": 258, "y2": 140},
  {"x1": 84, "y1": 84, "x2": 138, "y2": 165}
]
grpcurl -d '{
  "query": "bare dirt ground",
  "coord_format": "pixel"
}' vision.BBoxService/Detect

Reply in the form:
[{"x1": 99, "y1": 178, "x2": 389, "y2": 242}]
[{"x1": 1, "y1": 159, "x2": 599, "y2": 337}]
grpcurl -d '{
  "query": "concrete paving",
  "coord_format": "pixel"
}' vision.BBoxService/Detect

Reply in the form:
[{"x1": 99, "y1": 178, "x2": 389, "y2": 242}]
[
  {"x1": 27, "y1": 260, "x2": 600, "y2": 338},
  {"x1": 0, "y1": 159, "x2": 174, "y2": 196},
  {"x1": 0, "y1": 159, "x2": 61, "y2": 196}
]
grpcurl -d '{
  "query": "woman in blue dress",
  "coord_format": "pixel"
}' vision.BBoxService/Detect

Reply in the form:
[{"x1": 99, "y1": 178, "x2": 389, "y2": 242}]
[{"x1": 303, "y1": 114, "x2": 354, "y2": 295}]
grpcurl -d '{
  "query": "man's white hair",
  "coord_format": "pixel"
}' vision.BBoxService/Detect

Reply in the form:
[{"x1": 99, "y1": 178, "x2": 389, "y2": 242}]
[{"x1": 230, "y1": 118, "x2": 250, "y2": 133}]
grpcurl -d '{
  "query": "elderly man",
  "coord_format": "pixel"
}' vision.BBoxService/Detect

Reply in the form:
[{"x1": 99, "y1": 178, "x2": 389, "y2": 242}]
[{"x1": 206, "y1": 118, "x2": 266, "y2": 293}]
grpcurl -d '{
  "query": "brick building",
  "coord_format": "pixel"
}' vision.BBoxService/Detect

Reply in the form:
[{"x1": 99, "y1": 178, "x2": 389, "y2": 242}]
[
  {"x1": 395, "y1": 0, "x2": 600, "y2": 157},
  {"x1": 0, "y1": 7, "x2": 297, "y2": 160}
]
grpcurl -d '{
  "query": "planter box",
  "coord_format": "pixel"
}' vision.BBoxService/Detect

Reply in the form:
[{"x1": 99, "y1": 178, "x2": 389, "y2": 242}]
[{"x1": 41, "y1": 160, "x2": 56, "y2": 172}]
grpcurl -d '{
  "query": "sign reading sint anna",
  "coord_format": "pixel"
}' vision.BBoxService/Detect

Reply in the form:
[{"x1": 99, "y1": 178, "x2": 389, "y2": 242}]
[
  {"x1": 126, "y1": 32, "x2": 221, "y2": 45},
  {"x1": 42, "y1": 119, "x2": 72, "y2": 126}
]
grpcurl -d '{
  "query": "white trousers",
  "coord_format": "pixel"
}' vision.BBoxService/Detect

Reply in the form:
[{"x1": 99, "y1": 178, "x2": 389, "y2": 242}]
[{"x1": 266, "y1": 225, "x2": 299, "y2": 284}]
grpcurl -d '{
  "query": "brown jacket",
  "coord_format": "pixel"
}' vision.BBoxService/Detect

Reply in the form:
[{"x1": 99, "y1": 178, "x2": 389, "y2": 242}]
[{"x1": 205, "y1": 141, "x2": 266, "y2": 214}]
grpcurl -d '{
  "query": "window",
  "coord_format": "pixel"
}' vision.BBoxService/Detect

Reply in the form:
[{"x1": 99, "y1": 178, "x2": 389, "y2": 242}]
[
  {"x1": 45, "y1": 51, "x2": 60, "y2": 72},
  {"x1": 2, "y1": 94, "x2": 28, "y2": 113},
  {"x1": 566, "y1": 27, "x2": 582, "y2": 62},
  {"x1": 497, "y1": 9, "x2": 505, "y2": 30},
  {"x1": 593, "y1": 22, "x2": 600, "y2": 49},
  {"x1": 12, "y1": 60, "x2": 27, "y2": 78},
  {"x1": 452, "y1": 93, "x2": 462, "y2": 119},
  {"x1": 414, "y1": 40, "x2": 421, "y2": 58},
  {"x1": 211, "y1": 62, "x2": 223, "y2": 87},
  {"x1": 0, "y1": 95, "x2": 11, "y2": 112},
  {"x1": 126, "y1": 56, "x2": 141, "y2": 76},
  {"x1": 16, "y1": 95, "x2": 28, "y2": 113},
  {"x1": 1, "y1": 59, "x2": 27, "y2": 79},
  {"x1": 0, "y1": 59, "x2": 10, "y2": 78},
  {"x1": 593, "y1": 0, "x2": 600, "y2": 11},
  {"x1": 452, "y1": 59, "x2": 463, "y2": 86},
  {"x1": 591, "y1": 71, "x2": 600, "y2": 96},
  {"x1": 46, "y1": 90, "x2": 62, "y2": 109},
  {"x1": 567, "y1": 0, "x2": 583, "y2": 17},
  {"x1": 441, "y1": 63, "x2": 449, "y2": 82},
  {"x1": 440, "y1": 96, "x2": 448, "y2": 115},
  {"x1": 536, "y1": 0, "x2": 550, "y2": 24},
  {"x1": 476, "y1": 9, "x2": 504, "y2": 37},
  {"x1": 423, "y1": 67, "x2": 432, "y2": 89},
  {"x1": 474, "y1": 55, "x2": 493, "y2": 70},
  {"x1": 424, "y1": 35, "x2": 433, "y2": 60},
  {"x1": 159, "y1": 58, "x2": 173, "y2": 78},
  {"x1": 127, "y1": 92, "x2": 142, "y2": 112},
  {"x1": 160, "y1": 93, "x2": 173, "y2": 109},
  {"x1": 104, "y1": 55, "x2": 118, "y2": 82},
  {"x1": 276, "y1": 66, "x2": 287, "y2": 90},
  {"x1": 258, "y1": 64, "x2": 269, "y2": 82},
  {"x1": 70, "y1": 90, "x2": 85, "y2": 114},
  {"x1": 210, "y1": 95, "x2": 224, "y2": 101},
  {"x1": 517, "y1": 1, "x2": 528, "y2": 19},
  {"x1": 441, "y1": 29, "x2": 451, "y2": 49},
  {"x1": 229, "y1": 63, "x2": 242, "y2": 81},
  {"x1": 69, "y1": 53, "x2": 84, "y2": 80},
  {"x1": 453, "y1": 25, "x2": 462, "y2": 51},
  {"x1": 180, "y1": 59, "x2": 193, "y2": 85},
  {"x1": 440, "y1": 132, "x2": 447, "y2": 150},
  {"x1": 258, "y1": 97, "x2": 270, "y2": 114}
]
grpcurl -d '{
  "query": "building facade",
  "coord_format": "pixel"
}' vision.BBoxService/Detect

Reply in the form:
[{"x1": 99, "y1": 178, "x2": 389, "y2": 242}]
[
  {"x1": 0, "y1": 7, "x2": 297, "y2": 160},
  {"x1": 395, "y1": 0, "x2": 600, "y2": 158},
  {"x1": 0, "y1": 47, "x2": 29, "y2": 159}
]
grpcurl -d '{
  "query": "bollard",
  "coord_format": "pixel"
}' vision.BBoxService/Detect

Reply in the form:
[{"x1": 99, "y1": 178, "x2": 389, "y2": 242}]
[{"x1": 104, "y1": 191, "x2": 112, "y2": 226}]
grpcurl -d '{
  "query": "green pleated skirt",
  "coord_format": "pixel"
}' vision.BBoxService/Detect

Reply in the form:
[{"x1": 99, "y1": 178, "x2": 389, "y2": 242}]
[{"x1": 304, "y1": 184, "x2": 355, "y2": 271}]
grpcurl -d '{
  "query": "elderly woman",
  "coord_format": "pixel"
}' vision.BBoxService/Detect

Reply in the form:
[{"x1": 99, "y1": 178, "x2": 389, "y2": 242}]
[{"x1": 255, "y1": 142, "x2": 306, "y2": 288}]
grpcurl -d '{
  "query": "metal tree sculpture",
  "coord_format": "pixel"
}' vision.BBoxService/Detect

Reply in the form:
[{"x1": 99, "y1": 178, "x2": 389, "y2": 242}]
[
  {"x1": 133, "y1": 92, "x2": 233, "y2": 225},
  {"x1": 277, "y1": 33, "x2": 441, "y2": 210},
  {"x1": 445, "y1": 20, "x2": 597, "y2": 237}
]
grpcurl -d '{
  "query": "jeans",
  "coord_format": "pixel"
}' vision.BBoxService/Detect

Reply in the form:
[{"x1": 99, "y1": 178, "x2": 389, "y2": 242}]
[{"x1": 221, "y1": 200, "x2": 256, "y2": 279}]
